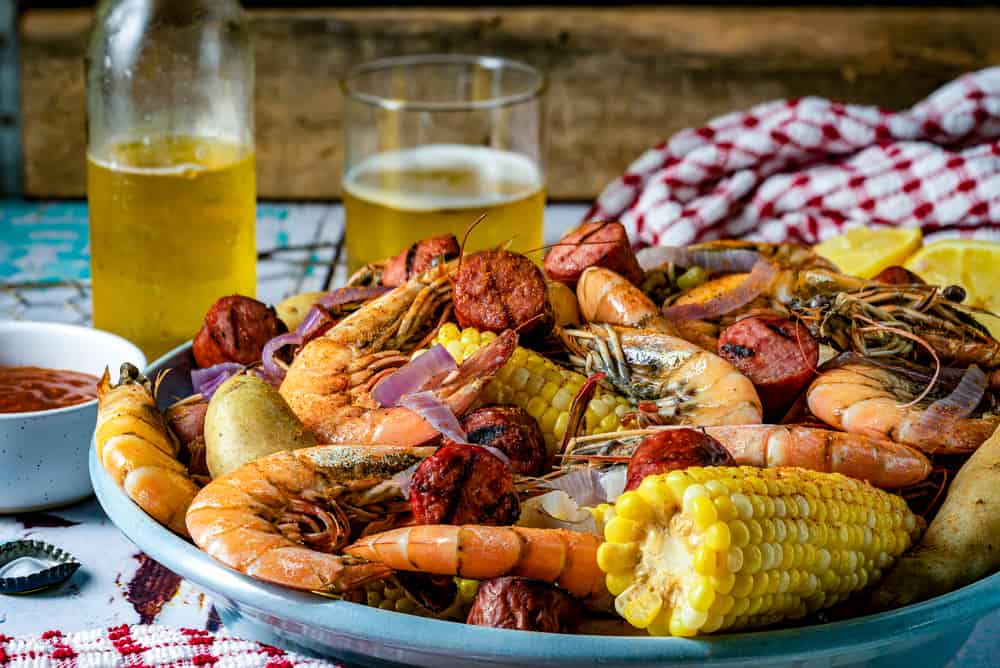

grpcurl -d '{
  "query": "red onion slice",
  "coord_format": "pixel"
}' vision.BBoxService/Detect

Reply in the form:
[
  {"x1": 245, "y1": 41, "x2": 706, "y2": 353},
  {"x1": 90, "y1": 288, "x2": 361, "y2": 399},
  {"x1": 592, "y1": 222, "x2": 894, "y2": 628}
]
[
  {"x1": 372, "y1": 345, "x2": 458, "y2": 408},
  {"x1": 261, "y1": 332, "x2": 304, "y2": 384},
  {"x1": 661, "y1": 260, "x2": 778, "y2": 321},
  {"x1": 191, "y1": 362, "x2": 243, "y2": 400},
  {"x1": 637, "y1": 245, "x2": 762, "y2": 274},
  {"x1": 914, "y1": 365, "x2": 987, "y2": 437},
  {"x1": 318, "y1": 286, "x2": 392, "y2": 309},
  {"x1": 399, "y1": 391, "x2": 468, "y2": 444}
]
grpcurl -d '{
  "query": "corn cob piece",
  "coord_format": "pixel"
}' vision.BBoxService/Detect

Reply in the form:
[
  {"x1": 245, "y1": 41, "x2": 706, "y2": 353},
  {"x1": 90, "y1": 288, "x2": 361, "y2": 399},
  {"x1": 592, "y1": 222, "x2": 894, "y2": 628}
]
[
  {"x1": 596, "y1": 466, "x2": 922, "y2": 637},
  {"x1": 433, "y1": 323, "x2": 631, "y2": 455},
  {"x1": 324, "y1": 576, "x2": 480, "y2": 620}
]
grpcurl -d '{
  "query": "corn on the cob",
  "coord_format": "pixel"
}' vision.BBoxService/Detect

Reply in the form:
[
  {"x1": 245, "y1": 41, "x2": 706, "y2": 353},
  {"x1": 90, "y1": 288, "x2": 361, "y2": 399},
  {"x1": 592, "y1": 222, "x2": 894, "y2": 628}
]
[
  {"x1": 596, "y1": 466, "x2": 922, "y2": 637},
  {"x1": 433, "y1": 323, "x2": 631, "y2": 454},
  {"x1": 323, "y1": 576, "x2": 480, "y2": 620}
]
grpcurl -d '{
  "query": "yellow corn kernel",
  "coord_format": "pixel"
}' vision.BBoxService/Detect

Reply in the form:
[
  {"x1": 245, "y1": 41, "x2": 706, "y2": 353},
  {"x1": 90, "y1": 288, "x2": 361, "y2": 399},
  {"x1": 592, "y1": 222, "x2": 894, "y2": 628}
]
[
  {"x1": 605, "y1": 516, "x2": 643, "y2": 544},
  {"x1": 705, "y1": 522, "x2": 731, "y2": 551},
  {"x1": 616, "y1": 491, "x2": 653, "y2": 522},
  {"x1": 597, "y1": 541, "x2": 639, "y2": 572},
  {"x1": 693, "y1": 546, "x2": 717, "y2": 576},
  {"x1": 606, "y1": 572, "x2": 635, "y2": 596}
]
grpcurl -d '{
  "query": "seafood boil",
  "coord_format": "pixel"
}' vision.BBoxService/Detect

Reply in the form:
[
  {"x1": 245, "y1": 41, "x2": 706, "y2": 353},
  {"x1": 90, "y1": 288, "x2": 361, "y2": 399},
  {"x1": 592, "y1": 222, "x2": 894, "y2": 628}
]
[{"x1": 93, "y1": 224, "x2": 1000, "y2": 637}]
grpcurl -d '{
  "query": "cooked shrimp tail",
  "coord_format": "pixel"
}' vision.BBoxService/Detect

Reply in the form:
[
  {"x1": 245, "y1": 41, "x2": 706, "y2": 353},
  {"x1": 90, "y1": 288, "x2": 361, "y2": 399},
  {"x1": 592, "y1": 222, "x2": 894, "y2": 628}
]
[{"x1": 345, "y1": 524, "x2": 606, "y2": 599}]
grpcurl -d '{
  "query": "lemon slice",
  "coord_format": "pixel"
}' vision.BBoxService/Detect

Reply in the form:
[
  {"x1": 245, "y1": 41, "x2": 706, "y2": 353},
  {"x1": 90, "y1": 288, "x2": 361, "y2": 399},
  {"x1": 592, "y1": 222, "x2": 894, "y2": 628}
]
[
  {"x1": 814, "y1": 226, "x2": 923, "y2": 279},
  {"x1": 904, "y1": 239, "x2": 1000, "y2": 339}
]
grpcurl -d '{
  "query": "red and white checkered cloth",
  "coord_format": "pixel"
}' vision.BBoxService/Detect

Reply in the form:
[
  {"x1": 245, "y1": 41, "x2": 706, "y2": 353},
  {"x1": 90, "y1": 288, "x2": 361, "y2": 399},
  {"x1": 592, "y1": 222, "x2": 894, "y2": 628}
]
[
  {"x1": 587, "y1": 67, "x2": 1000, "y2": 248},
  {"x1": 0, "y1": 625, "x2": 338, "y2": 668}
]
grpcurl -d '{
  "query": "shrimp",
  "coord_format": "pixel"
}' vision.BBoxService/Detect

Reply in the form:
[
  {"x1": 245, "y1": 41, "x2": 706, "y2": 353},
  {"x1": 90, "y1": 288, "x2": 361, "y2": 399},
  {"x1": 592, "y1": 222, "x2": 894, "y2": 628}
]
[
  {"x1": 560, "y1": 324, "x2": 762, "y2": 426},
  {"x1": 345, "y1": 525, "x2": 607, "y2": 600},
  {"x1": 187, "y1": 444, "x2": 436, "y2": 593},
  {"x1": 280, "y1": 261, "x2": 517, "y2": 444},
  {"x1": 282, "y1": 329, "x2": 517, "y2": 445},
  {"x1": 687, "y1": 240, "x2": 838, "y2": 272},
  {"x1": 807, "y1": 362, "x2": 1000, "y2": 453},
  {"x1": 673, "y1": 267, "x2": 1000, "y2": 367},
  {"x1": 566, "y1": 424, "x2": 932, "y2": 489},
  {"x1": 95, "y1": 363, "x2": 200, "y2": 537},
  {"x1": 576, "y1": 267, "x2": 678, "y2": 335}
]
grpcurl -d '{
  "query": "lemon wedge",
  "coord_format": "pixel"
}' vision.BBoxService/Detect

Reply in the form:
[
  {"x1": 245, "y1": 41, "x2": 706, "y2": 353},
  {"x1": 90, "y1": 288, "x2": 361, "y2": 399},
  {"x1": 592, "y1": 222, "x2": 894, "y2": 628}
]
[
  {"x1": 904, "y1": 239, "x2": 1000, "y2": 339},
  {"x1": 814, "y1": 226, "x2": 923, "y2": 279}
]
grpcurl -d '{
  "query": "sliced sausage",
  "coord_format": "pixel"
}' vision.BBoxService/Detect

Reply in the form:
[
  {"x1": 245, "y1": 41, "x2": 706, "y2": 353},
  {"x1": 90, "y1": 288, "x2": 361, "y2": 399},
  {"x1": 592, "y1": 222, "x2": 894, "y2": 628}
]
[
  {"x1": 625, "y1": 428, "x2": 734, "y2": 491},
  {"x1": 466, "y1": 577, "x2": 582, "y2": 633},
  {"x1": 409, "y1": 444, "x2": 520, "y2": 526},
  {"x1": 449, "y1": 405, "x2": 548, "y2": 476},
  {"x1": 873, "y1": 266, "x2": 925, "y2": 286},
  {"x1": 164, "y1": 399, "x2": 209, "y2": 479},
  {"x1": 453, "y1": 249, "x2": 553, "y2": 338},
  {"x1": 192, "y1": 295, "x2": 286, "y2": 368},
  {"x1": 717, "y1": 316, "x2": 819, "y2": 421},
  {"x1": 381, "y1": 234, "x2": 460, "y2": 287},
  {"x1": 544, "y1": 221, "x2": 643, "y2": 287}
]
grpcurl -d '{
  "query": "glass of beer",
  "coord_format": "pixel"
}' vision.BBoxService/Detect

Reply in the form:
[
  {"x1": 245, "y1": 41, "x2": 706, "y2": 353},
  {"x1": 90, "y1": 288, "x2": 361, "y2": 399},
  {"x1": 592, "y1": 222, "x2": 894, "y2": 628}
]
[{"x1": 341, "y1": 55, "x2": 545, "y2": 271}]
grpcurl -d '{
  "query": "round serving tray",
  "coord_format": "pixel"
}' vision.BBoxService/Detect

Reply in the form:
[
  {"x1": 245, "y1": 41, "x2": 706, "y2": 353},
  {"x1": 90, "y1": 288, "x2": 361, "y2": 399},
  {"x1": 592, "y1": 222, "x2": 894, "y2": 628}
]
[{"x1": 90, "y1": 341, "x2": 1000, "y2": 667}]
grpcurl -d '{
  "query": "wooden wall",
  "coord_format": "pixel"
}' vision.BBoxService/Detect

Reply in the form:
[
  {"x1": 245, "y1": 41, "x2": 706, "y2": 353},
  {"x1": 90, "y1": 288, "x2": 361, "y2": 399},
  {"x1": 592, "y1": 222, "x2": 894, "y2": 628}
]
[{"x1": 18, "y1": 6, "x2": 1000, "y2": 200}]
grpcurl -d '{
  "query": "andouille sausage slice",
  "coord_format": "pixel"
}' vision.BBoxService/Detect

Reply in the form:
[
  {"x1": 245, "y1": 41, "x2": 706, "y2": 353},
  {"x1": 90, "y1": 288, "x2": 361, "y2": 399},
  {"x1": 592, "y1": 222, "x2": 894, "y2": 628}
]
[
  {"x1": 466, "y1": 577, "x2": 582, "y2": 633},
  {"x1": 625, "y1": 428, "x2": 734, "y2": 491},
  {"x1": 447, "y1": 405, "x2": 548, "y2": 476},
  {"x1": 381, "y1": 234, "x2": 461, "y2": 287},
  {"x1": 409, "y1": 444, "x2": 520, "y2": 526},
  {"x1": 717, "y1": 316, "x2": 818, "y2": 421},
  {"x1": 453, "y1": 249, "x2": 553, "y2": 338},
  {"x1": 544, "y1": 221, "x2": 643, "y2": 287},
  {"x1": 192, "y1": 295, "x2": 286, "y2": 368}
]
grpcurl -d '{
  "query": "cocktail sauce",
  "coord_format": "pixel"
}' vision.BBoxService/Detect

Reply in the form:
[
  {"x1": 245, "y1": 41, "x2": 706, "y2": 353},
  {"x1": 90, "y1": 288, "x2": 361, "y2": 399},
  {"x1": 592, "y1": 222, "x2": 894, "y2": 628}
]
[{"x1": 0, "y1": 366, "x2": 99, "y2": 413}]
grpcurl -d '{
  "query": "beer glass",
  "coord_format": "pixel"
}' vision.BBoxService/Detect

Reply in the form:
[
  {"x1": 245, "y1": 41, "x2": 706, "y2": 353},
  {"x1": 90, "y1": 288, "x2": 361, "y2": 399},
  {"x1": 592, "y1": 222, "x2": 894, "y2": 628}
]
[{"x1": 342, "y1": 55, "x2": 545, "y2": 271}]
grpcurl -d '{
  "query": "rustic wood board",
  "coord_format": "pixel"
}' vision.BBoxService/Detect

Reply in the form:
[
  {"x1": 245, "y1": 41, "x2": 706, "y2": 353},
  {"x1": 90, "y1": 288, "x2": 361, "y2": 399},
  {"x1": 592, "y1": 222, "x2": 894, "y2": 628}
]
[{"x1": 18, "y1": 7, "x2": 1000, "y2": 200}]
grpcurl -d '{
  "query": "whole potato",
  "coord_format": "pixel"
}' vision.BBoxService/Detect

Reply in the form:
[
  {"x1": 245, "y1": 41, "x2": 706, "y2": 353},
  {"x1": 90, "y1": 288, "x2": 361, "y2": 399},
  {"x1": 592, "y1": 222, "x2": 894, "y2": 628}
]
[
  {"x1": 547, "y1": 281, "x2": 581, "y2": 328},
  {"x1": 275, "y1": 291, "x2": 327, "y2": 331},
  {"x1": 205, "y1": 374, "x2": 317, "y2": 478}
]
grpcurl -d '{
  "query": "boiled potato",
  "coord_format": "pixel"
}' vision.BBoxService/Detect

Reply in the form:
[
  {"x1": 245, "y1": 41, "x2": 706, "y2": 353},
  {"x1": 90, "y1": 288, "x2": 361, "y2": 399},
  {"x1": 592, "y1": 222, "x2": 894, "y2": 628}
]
[
  {"x1": 205, "y1": 374, "x2": 317, "y2": 478},
  {"x1": 275, "y1": 291, "x2": 327, "y2": 331}
]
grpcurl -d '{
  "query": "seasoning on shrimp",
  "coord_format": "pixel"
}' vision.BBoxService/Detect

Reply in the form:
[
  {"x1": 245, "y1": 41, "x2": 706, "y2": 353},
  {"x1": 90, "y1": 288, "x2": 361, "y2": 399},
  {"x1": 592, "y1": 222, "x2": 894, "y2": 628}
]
[
  {"x1": 186, "y1": 444, "x2": 437, "y2": 593},
  {"x1": 560, "y1": 323, "x2": 763, "y2": 427}
]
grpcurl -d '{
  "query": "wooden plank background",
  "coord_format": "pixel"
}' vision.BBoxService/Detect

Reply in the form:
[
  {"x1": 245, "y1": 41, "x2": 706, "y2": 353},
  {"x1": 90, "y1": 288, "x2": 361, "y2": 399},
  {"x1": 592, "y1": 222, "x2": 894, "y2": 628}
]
[{"x1": 18, "y1": 6, "x2": 1000, "y2": 200}]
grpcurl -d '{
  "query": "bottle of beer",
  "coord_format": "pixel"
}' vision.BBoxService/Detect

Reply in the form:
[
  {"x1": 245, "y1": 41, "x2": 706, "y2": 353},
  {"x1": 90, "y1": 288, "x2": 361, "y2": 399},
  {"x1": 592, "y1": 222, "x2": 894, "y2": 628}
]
[{"x1": 86, "y1": 0, "x2": 256, "y2": 360}]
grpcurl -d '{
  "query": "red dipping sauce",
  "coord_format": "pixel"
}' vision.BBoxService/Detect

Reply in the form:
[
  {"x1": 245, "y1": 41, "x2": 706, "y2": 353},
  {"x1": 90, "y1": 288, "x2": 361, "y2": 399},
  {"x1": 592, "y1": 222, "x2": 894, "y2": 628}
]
[{"x1": 0, "y1": 366, "x2": 100, "y2": 413}]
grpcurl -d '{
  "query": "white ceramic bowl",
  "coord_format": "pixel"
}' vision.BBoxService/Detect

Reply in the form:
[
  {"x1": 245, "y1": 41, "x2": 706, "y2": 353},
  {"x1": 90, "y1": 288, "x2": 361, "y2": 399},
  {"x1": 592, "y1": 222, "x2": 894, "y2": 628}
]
[{"x1": 0, "y1": 321, "x2": 146, "y2": 513}]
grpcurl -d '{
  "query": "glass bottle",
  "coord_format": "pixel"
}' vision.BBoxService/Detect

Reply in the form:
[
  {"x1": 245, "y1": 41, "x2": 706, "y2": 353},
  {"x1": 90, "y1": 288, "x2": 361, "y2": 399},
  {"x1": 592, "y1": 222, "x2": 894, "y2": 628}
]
[{"x1": 86, "y1": 0, "x2": 255, "y2": 360}]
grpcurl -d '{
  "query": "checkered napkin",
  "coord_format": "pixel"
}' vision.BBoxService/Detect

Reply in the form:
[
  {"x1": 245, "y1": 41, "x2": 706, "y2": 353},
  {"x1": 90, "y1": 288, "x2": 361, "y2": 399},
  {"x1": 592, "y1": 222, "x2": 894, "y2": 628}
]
[
  {"x1": 587, "y1": 67, "x2": 1000, "y2": 248},
  {"x1": 0, "y1": 625, "x2": 338, "y2": 668}
]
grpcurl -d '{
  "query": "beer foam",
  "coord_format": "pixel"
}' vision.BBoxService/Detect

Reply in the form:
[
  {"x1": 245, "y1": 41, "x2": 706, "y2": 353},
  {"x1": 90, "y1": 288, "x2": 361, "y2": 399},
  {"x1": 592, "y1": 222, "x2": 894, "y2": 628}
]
[
  {"x1": 343, "y1": 144, "x2": 543, "y2": 212},
  {"x1": 88, "y1": 152, "x2": 210, "y2": 176}
]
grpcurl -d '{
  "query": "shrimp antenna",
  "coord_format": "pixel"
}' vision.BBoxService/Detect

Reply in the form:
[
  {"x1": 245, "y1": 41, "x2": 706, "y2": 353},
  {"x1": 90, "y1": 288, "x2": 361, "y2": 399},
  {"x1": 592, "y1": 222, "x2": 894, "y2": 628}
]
[
  {"x1": 458, "y1": 213, "x2": 489, "y2": 272},
  {"x1": 854, "y1": 314, "x2": 941, "y2": 408}
]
